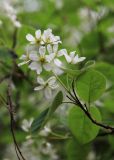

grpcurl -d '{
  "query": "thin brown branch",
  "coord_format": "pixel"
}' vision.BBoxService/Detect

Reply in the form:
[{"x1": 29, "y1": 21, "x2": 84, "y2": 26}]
[
  {"x1": 7, "y1": 83, "x2": 26, "y2": 160},
  {"x1": 67, "y1": 85, "x2": 114, "y2": 135}
]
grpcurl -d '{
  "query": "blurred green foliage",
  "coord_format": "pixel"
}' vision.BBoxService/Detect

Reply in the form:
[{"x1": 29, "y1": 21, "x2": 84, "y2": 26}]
[{"x1": 1, "y1": 0, "x2": 114, "y2": 160}]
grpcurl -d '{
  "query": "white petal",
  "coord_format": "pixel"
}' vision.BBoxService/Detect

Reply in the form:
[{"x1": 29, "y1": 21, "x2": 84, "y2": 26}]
[
  {"x1": 35, "y1": 30, "x2": 41, "y2": 39},
  {"x1": 44, "y1": 28, "x2": 52, "y2": 35},
  {"x1": 53, "y1": 44, "x2": 58, "y2": 53},
  {"x1": 54, "y1": 58, "x2": 62, "y2": 67},
  {"x1": 48, "y1": 77, "x2": 58, "y2": 89},
  {"x1": 44, "y1": 87, "x2": 52, "y2": 99},
  {"x1": 29, "y1": 52, "x2": 38, "y2": 61},
  {"x1": 37, "y1": 76, "x2": 45, "y2": 85},
  {"x1": 54, "y1": 36, "x2": 60, "y2": 41},
  {"x1": 58, "y1": 49, "x2": 67, "y2": 57},
  {"x1": 42, "y1": 28, "x2": 52, "y2": 41},
  {"x1": 53, "y1": 36, "x2": 61, "y2": 44},
  {"x1": 39, "y1": 46, "x2": 46, "y2": 56},
  {"x1": 47, "y1": 76, "x2": 56, "y2": 85},
  {"x1": 46, "y1": 53, "x2": 55, "y2": 62},
  {"x1": 64, "y1": 54, "x2": 71, "y2": 63},
  {"x1": 43, "y1": 63, "x2": 52, "y2": 71},
  {"x1": 34, "y1": 85, "x2": 44, "y2": 91},
  {"x1": 29, "y1": 62, "x2": 41, "y2": 70},
  {"x1": 53, "y1": 66, "x2": 64, "y2": 75},
  {"x1": 26, "y1": 34, "x2": 35, "y2": 42},
  {"x1": 70, "y1": 51, "x2": 76, "y2": 59},
  {"x1": 18, "y1": 60, "x2": 30, "y2": 66},
  {"x1": 47, "y1": 44, "x2": 52, "y2": 54},
  {"x1": 36, "y1": 65, "x2": 42, "y2": 74},
  {"x1": 72, "y1": 54, "x2": 86, "y2": 64},
  {"x1": 79, "y1": 57, "x2": 86, "y2": 61},
  {"x1": 50, "y1": 34, "x2": 55, "y2": 42}
]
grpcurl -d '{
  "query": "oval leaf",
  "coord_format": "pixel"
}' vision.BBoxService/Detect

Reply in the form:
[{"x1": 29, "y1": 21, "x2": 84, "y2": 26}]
[
  {"x1": 31, "y1": 91, "x2": 63, "y2": 132},
  {"x1": 68, "y1": 106, "x2": 102, "y2": 144},
  {"x1": 31, "y1": 108, "x2": 49, "y2": 132},
  {"x1": 76, "y1": 69, "x2": 106, "y2": 103},
  {"x1": 47, "y1": 91, "x2": 63, "y2": 118}
]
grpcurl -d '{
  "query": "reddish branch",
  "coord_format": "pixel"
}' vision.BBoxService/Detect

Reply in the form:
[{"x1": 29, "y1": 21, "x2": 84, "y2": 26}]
[{"x1": 66, "y1": 80, "x2": 114, "y2": 136}]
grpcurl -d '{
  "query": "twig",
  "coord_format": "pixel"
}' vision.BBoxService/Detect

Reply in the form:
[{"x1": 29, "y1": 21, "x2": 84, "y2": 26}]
[
  {"x1": 67, "y1": 81, "x2": 114, "y2": 135},
  {"x1": 7, "y1": 83, "x2": 26, "y2": 160}
]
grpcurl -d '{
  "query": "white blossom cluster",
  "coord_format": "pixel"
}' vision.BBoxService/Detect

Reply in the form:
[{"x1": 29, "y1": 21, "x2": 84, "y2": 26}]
[
  {"x1": 3, "y1": 140, "x2": 58, "y2": 160},
  {"x1": 18, "y1": 28, "x2": 86, "y2": 98},
  {"x1": 0, "y1": 0, "x2": 21, "y2": 28}
]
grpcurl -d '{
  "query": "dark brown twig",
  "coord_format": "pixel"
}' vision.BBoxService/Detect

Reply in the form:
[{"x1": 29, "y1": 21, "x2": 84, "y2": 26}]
[
  {"x1": 7, "y1": 83, "x2": 26, "y2": 160},
  {"x1": 66, "y1": 81, "x2": 114, "y2": 135}
]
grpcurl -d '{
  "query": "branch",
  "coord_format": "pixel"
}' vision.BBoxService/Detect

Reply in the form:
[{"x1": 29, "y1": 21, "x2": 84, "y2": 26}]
[
  {"x1": 7, "y1": 83, "x2": 26, "y2": 160},
  {"x1": 67, "y1": 81, "x2": 114, "y2": 135}
]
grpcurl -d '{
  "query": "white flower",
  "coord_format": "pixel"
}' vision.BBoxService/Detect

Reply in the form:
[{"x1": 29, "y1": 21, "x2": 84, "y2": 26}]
[
  {"x1": 26, "y1": 29, "x2": 42, "y2": 44},
  {"x1": 40, "y1": 142, "x2": 58, "y2": 159},
  {"x1": 2, "y1": 1, "x2": 21, "y2": 28},
  {"x1": 28, "y1": 46, "x2": 55, "y2": 74},
  {"x1": 39, "y1": 125, "x2": 51, "y2": 137},
  {"x1": 18, "y1": 54, "x2": 30, "y2": 66},
  {"x1": 21, "y1": 118, "x2": 34, "y2": 132},
  {"x1": 47, "y1": 44, "x2": 64, "y2": 75},
  {"x1": 61, "y1": 50, "x2": 86, "y2": 64},
  {"x1": 47, "y1": 44, "x2": 58, "y2": 54},
  {"x1": 34, "y1": 76, "x2": 58, "y2": 99},
  {"x1": 42, "y1": 28, "x2": 61, "y2": 44}
]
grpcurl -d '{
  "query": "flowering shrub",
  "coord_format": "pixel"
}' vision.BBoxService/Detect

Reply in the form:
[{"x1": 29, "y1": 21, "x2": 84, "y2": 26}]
[
  {"x1": 18, "y1": 28, "x2": 86, "y2": 99},
  {"x1": 1, "y1": 0, "x2": 114, "y2": 160}
]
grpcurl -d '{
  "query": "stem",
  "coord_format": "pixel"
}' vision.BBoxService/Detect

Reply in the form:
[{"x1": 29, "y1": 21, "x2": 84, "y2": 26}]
[
  {"x1": 50, "y1": 131, "x2": 71, "y2": 139},
  {"x1": 53, "y1": 72, "x2": 69, "y2": 92}
]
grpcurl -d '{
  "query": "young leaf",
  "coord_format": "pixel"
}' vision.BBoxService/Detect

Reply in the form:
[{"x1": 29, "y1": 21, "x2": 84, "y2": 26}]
[
  {"x1": 31, "y1": 91, "x2": 63, "y2": 132},
  {"x1": 68, "y1": 106, "x2": 102, "y2": 144},
  {"x1": 84, "y1": 60, "x2": 95, "y2": 69},
  {"x1": 76, "y1": 69, "x2": 106, "y2": 103},
  {"x1": 31, "y1": 108, "x2": 49, "y2": 132},
  {"x1": 47, "y1": 91, "x2": 63, "y2": 118}
]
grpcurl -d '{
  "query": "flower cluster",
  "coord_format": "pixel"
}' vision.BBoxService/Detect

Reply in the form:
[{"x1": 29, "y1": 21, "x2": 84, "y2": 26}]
[
  {"x1": 1, "y1": 1, "x2": 21, "y2": 28},
  {"x1": 18, "y1": 28, "x2": 86, "y2": 98}
]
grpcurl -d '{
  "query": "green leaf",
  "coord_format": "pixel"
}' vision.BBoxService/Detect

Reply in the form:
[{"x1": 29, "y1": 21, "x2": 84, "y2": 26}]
[
  {"x1": 31, "y1": 108, "x2": 49, "y2": 132},
  {"x1": 68, "y1": 106, "x2": 101, "y2": 144},
  {"x1": 104, "y1": 95, "x2": 114, "y2": 113},
  {"x1": 66, "y1": 139, "x2": 90, "y2": 160},
  {"x1": 95, "y1": 62, "x2": 114, "y2": 83},
  {"x1": 47, "y1": 91, "x2": 63, "y2": 118},
  {"x1": 31, "y1": 91, "x2": 63, "y2": 132},
  {"x1": 84, "y1": 60, "x2": 95, "y2": 69},
  {"x1": 76, "y1": 69, "x2": 106, "y2": 103}
]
